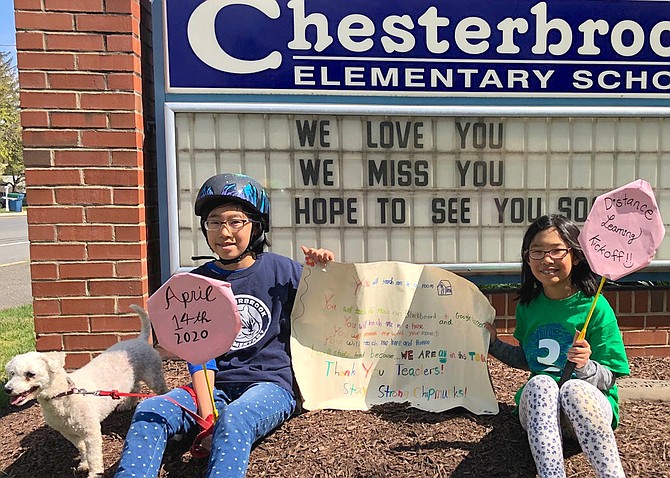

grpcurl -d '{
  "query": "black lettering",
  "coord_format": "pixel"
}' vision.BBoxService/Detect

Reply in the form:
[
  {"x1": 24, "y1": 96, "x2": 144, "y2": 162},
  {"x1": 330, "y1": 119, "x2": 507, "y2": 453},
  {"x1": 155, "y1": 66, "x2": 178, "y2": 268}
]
[
  {"x1": 396, "y1": 122, "x2": 410, "y2": 148},
  {"x1": 366, "y1": 121, "x2": 377, "y2": 148},
  {"x1": 432, "y1": 197, "x2": 470, "y2": 224},
  {"x1": 558, "y1": 196, "x2": 571, "y2": 219},
  {"x1": 558, "y1": 196, "x2": 595, "y2": 222},
  {"x1": 294, "y1": 197, "x2": 358, "y2": 224},
  {"x1": 461, "y1": 198, "x2": 471, "y2": 223},
  {"x1": 397, "y1": 160, "x2": 412, "y2": 186},
  {"x1": 494, "y1": 197, "x2": 507, "y2": 223},
  {"x1": 450, "y1": 198, "x2": 471, "y2": 223},
  {"x1": 345, "y1": 198, "x2": 357, "y2": 224},
  {"x1": 415, "y1": 160, "x2": 429, "y2": 186},
  {"x1": 489, "y1": 122, "x2": 503, "y2": 149},
  {"x1": 368, "y1": 160, "x2": 430, "y2": 186},
  {"x1": 490, "y1": 160, "x2": 503, "y2": 186},
  {"x1": 456, "y1": 122, "x2": 470, "y2": 148},
  {"x1": 510, "y1": 198, "x2": 525, "y2": 223},
  {"x1": 458, "y1": 160, "x2": 503, "y2": 187},
  {"x1": 391, "y1": 198, "x2": 406, "y2": 224},
  {"x1": 380, "y1": 121, "x2": 394, "y2": 148},
  {"x1": 366, "y1": 121, "x2": 425, "y2": 149},
  {"x1": 294, "y1": 197, "x2": 310, "y2": 224},
  {"x1": 456, "y1": 160, "x2": 470, "y2": 187},
  {"x1": 573, "y1": 197, "x2": 590, "y2": 222},
  {"x1": 455, "y1": 121, "x2": 503, "y2": 149},
  {"x1": 368, "y1": 160, "x2": 389, "y2": 186},
  {"x1": 431, "y1": 198, "x2": 446, "y2": 224},
  {"x1": 378, "y1": 198, "x2": 389, "y2": 223},
  {"x1": 312, "y1": 198, "x2": 327, "y2": 224},
  {"x1": 319, "y1": 121, "x2": 331, "y2": 147},
  {"x1": 528, "y1": 197, "x2": 542, "y2": 222},
  {"x1": 295, "y1": 120, "x2": 330, "y2": 147},
  {"x1": 298, "y1": 158, "x2": 335, "y2": 186},
  {"x1": 377, "y1": 198, "x2": 406, "y2": 224},
  {"x1": 495, "y1": 197, "x2": 542, "y2": 223},
  {"x1": 472, "y1": 122, "x2": 487, "y2": 149},
  {"x1": 473, "y1": 161, "x2": 487, "y2": 186},
  {"x1": 413, "y1": 122, "x2": 424, "y2": 148}
]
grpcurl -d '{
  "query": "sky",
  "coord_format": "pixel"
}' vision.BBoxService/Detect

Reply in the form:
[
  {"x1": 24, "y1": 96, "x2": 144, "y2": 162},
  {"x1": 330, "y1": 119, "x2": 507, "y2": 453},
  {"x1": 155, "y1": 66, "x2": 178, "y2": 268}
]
[{"x1": 0, "y1": 0, "x2": 17, "y2": 68}]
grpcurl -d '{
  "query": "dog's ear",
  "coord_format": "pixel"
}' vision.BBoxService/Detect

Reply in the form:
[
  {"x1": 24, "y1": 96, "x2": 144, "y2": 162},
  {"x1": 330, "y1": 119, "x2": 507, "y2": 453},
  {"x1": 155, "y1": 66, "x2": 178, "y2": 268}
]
[
  {"x1": 5, "y1": 356, "x2": 16, "y2": 374},
  {"x1": 43, "y1": 352, "x2": 66, "y2": 372}
]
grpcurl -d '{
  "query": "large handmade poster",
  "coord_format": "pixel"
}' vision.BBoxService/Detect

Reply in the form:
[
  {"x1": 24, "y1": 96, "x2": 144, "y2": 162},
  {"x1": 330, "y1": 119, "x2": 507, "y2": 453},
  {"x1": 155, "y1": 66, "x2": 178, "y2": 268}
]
[{"x1": 291, "y1": 262, "x2": 499, "y2": 415}]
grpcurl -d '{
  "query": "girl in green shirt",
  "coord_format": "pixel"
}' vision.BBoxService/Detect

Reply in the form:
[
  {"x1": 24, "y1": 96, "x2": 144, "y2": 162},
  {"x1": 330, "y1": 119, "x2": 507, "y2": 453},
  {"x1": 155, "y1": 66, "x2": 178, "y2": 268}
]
[{"x1": 486, "y1": 214, "x2": 629, "y2": 478}]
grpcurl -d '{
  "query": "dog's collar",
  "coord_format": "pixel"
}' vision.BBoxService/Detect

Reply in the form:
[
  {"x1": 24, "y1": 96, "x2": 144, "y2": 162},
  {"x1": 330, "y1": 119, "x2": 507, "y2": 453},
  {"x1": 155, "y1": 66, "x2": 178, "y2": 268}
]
[{"x1": 50, "y1": 377, "x2": 78, "y2": 400}]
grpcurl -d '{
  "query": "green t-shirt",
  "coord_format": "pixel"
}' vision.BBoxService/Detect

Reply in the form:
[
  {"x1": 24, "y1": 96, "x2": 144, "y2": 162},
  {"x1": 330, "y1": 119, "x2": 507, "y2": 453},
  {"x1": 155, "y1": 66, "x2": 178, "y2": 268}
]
[{"x1": 514, "y1": 291, "x2": 630, "y2": 428}]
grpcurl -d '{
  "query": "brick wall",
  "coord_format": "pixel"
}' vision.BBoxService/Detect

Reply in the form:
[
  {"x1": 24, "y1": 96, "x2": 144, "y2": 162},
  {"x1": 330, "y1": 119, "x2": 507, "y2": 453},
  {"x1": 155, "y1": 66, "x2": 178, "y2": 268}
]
[
  {"x1": 487, "y1": 288, "x2": 670, "y2": 357},
  {"x1": 15, "y1": 0, "x2": 156, "y2": 368}
]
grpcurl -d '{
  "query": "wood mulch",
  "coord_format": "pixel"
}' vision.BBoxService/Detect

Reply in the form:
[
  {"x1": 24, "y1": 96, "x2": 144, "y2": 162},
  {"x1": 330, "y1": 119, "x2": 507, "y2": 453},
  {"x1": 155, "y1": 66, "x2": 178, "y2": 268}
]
[{"x1": 1, "y1": 356, "x2": 669, "y2": 478}]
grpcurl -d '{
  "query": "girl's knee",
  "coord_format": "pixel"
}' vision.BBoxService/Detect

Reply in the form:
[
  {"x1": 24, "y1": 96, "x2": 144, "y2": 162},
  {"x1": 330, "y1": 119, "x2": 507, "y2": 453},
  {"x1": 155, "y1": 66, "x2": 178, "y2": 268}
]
[
  {"x1": 526, "y1": 374, "x2": 560, "y2": 395},
  {"x1": 558, "y1": 379, "x2": 595, "y2": 407},
  {"x1": 559, "y1": 380, "x2": 612, "y2": 426},
  {"x1": 134, "y1": 396, "x2": 167, "y2": 415}
]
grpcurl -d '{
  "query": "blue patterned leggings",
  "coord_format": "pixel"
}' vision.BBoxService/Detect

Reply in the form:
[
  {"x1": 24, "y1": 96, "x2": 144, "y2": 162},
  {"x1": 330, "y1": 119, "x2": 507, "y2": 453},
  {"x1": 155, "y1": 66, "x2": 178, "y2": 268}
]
[
  {"x1": 114, "y1": 382, "x2": 295, "y2": 478},
  {"x1": 519, "y1": 375, "x2": 625, "y2": 478}
]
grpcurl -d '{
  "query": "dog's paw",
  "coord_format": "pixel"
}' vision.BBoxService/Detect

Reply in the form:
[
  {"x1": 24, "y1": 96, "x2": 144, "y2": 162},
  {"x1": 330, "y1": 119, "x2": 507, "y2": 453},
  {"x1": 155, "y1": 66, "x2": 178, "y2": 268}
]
[{"x1": 77, "y1": 462, "x2": 89, "y2": 472}]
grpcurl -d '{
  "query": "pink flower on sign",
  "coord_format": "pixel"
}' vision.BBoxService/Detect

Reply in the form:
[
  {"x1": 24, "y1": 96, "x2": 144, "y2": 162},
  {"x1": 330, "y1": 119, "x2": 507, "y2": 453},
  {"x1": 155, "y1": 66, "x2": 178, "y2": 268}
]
[
  {"x1": 147, "y1": 272, "x2": 241, "y2": 364},
  {"x1": 579, "y1": 179, "x2": 665, "y2": 281}
]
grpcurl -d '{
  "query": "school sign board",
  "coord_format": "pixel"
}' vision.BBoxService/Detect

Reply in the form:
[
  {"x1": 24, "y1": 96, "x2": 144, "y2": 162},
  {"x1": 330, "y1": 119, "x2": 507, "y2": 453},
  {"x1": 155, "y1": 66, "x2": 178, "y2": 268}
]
[
  {"x1": 165, "y1": 0, "x2": 670, "y2": 96},
  {"x1": 158, "y1": 0, "x2": 670, "y2": 275}
]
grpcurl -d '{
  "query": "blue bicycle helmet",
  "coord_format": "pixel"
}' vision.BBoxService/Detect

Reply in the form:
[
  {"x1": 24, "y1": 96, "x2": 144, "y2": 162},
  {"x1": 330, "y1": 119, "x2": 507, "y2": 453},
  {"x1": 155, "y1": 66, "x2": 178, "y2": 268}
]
[
  {"x1": 195, "y1": 173, "x2": 270, "y2": 230},
  {"x1": 194, "y1": 173, "x2": 270, "y2": 263}
]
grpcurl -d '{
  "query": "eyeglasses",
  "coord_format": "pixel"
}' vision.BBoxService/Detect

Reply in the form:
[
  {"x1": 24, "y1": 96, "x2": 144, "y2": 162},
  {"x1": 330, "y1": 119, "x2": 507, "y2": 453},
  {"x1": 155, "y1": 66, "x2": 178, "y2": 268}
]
[
  {"x1": 526, "y1": 248, "x2": 571, "y2": 260},
  {"x1": 204, "y1": 218, "x2": 253, "y2": 232}
]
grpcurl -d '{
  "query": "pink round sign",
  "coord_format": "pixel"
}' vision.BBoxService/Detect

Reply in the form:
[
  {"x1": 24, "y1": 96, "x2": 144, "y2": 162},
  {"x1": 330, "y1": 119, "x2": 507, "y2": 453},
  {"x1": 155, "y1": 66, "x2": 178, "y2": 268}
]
[
  {"x1": 579, "y1": 179, "x2": 665, "y2": 281},
  {"x1": 147, "y1": 272, "x2": 241, "y2": 364}
]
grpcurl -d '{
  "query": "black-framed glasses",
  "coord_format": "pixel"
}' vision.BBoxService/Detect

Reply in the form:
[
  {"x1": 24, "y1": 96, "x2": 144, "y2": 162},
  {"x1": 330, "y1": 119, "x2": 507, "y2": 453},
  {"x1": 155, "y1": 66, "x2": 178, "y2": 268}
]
[
  {"x1": 204, "y1": 218, "x2": 253, "y2": 232},
  {"x1": 526, "y1": 248, "x2": 571, "y2": 260}
]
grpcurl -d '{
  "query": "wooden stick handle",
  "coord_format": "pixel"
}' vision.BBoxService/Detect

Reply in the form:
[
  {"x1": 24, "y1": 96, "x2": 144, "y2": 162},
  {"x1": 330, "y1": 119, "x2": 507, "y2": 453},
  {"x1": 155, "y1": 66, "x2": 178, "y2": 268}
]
[{"x1": 558, "y1": 276, "x2": 607, "y2": 387}]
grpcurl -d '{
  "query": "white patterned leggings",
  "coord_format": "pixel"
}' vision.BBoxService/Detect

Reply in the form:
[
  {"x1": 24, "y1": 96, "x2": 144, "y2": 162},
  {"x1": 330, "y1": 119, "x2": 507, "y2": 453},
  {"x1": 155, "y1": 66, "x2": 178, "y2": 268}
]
[{"x1": 519, "y1": 374, "x2": 625, "y2": 478}]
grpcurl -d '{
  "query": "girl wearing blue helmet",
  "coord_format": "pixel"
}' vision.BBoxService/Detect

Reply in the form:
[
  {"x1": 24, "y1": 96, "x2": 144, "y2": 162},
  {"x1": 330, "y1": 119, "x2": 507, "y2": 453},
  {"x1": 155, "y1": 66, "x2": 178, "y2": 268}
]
[{"x1": 115, "y1": 173, "x2": 334, "y2": 478}]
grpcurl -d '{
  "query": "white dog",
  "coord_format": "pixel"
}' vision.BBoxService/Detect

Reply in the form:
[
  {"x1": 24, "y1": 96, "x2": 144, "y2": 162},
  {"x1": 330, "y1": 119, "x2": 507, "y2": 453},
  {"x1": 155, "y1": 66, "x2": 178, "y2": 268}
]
[{"x1": 4, "y1": 304, "x2": 167, "y2": 477}]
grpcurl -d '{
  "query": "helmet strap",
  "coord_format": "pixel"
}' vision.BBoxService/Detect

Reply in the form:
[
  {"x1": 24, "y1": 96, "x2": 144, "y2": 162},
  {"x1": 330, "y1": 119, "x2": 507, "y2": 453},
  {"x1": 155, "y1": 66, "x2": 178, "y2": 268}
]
[{"x1": 192, "y1": 255, "x2": 217, "y2": 261}]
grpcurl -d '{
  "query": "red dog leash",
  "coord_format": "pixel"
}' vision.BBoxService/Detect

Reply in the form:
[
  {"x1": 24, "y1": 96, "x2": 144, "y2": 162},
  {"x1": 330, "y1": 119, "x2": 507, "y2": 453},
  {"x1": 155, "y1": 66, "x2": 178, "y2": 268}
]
[{"x1": 90, "y1": 387, "x2": 215, "y2": 458}]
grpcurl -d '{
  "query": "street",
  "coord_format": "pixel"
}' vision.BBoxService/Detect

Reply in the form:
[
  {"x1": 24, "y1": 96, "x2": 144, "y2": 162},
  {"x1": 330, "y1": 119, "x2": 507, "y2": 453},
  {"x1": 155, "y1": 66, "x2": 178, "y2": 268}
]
[{"x1": 0, "y1": 212, "x2": 32, "y2": 309}]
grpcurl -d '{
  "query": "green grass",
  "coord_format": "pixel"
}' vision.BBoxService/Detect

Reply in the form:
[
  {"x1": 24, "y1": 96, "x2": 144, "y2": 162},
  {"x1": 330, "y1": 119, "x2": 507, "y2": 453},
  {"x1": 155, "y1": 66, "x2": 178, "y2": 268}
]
[{"x1": 0, "y1": 304, "x2": 35, "y2": 409}]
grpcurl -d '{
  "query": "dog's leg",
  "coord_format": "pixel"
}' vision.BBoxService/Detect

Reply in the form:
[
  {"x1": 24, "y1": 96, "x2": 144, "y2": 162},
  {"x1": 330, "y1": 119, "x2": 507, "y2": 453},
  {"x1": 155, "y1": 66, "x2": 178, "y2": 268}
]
[
  {"x1": 82, "y1": 424, "x2": 105, "y2": 478},
  {"x1": 74, "y1": 439, "x2": 89, "y2": 473},
  {"x1": 55, "y1": 426, "x2": 89, "y2": 472}
]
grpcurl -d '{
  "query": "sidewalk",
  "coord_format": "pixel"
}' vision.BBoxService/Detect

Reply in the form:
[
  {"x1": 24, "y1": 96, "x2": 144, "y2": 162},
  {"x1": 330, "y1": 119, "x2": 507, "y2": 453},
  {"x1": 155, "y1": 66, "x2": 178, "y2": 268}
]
[
  {"x1": 0, "y1": 208, "x2": 27, "y2": 217},
  {"x1": 618, "y1": 377, "x2": 670, "y2": 401}
]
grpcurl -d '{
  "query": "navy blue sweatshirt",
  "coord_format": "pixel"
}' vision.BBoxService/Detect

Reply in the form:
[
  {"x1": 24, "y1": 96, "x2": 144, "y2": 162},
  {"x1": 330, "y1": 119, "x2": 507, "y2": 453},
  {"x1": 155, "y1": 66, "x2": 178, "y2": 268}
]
[{"x1": 189, "y1": 252, "x2": 302, "y2": 396}]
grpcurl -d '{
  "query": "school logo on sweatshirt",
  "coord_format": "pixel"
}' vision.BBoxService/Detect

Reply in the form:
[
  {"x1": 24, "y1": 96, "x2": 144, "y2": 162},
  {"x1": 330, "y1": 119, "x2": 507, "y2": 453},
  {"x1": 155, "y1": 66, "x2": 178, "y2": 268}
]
[{"x1": 230, "y1": 294, "x2": 272, "y2": 350}]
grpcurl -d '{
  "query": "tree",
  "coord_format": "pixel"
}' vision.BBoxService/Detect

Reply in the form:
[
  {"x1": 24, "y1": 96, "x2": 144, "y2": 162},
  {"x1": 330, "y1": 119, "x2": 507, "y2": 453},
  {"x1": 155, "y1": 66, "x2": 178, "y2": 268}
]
[{"x1": 0, "y1": 51, "x2": 23, "y2": 192}]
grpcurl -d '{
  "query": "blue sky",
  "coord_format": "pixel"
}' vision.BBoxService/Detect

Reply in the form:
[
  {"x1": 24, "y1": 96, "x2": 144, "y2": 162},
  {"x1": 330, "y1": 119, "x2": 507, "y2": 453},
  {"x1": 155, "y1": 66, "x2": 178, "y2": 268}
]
[{"x1": 0, "y1": 0, "x2": 17, "y2": 67}]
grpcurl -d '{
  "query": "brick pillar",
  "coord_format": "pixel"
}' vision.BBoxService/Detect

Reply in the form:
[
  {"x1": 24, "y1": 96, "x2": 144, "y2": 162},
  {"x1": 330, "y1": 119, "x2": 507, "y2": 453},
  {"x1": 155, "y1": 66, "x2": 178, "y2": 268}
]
[{"x1": 15, "y1": 0, "x2": 154, "y2": 367}]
